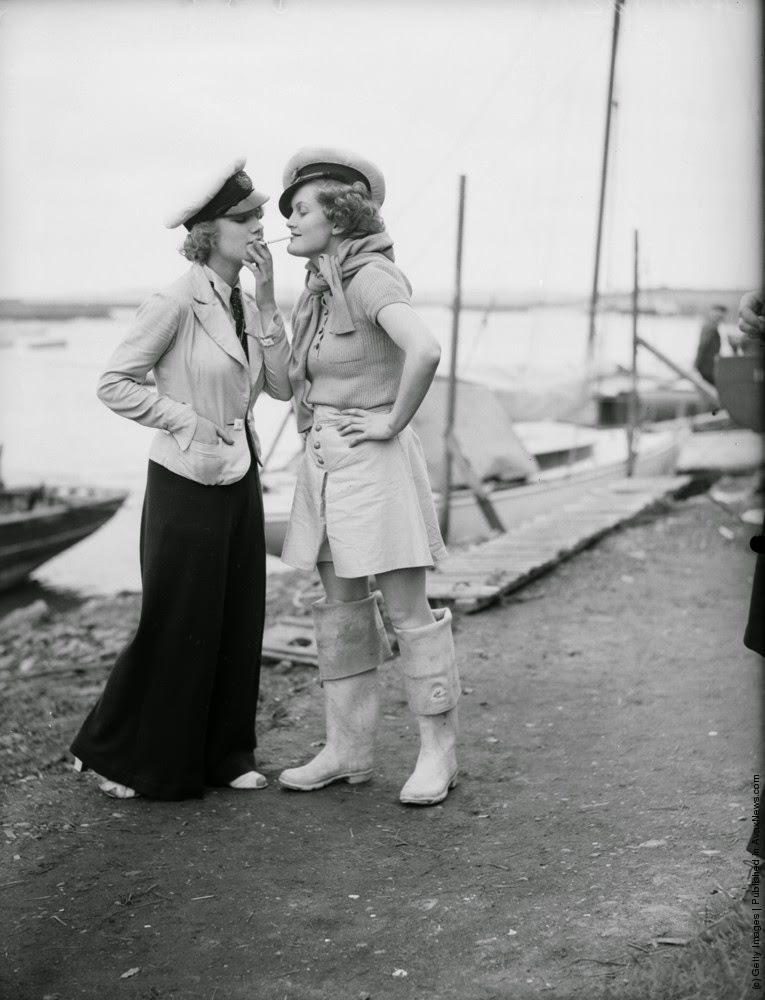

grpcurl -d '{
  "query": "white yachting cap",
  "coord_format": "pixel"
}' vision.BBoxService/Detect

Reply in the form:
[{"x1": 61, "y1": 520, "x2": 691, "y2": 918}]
[
  {"x1": 279, "y1": 146, "x2": 385, "y2": 218},
  {"x1": 164, "y1": 157, "x2": 269, "y2": 230}
]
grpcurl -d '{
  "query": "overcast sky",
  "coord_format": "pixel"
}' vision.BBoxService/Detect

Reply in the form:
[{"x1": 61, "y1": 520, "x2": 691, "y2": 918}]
[{"x1": 0, "y1": 0, "x2": 760, "y2": 302}]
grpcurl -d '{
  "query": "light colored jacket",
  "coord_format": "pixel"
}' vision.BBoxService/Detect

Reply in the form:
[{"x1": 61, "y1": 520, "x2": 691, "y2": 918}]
[{"x1": 97, "y1": 263, "x2": 292, "y2": 486}]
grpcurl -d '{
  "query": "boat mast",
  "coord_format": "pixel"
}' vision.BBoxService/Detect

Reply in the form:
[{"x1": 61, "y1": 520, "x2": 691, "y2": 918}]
[
  {"x1": 439, "y1": 174, "x2": 467, "y2": 540},
  {"x1": 587, "y1": 0, "x2": 624, "y2": 360},
  {"x1": 626, "y1": 228, "x2": 639, "y2": 476}
]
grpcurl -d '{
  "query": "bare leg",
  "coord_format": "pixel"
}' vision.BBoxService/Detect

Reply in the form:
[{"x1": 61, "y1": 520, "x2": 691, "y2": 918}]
[
  {"x1": 317, "y1": 561, "x2": 369, "y2": 602},
  {"x1": 373, "y1": 566, "x2": 433, "y2": 631}
]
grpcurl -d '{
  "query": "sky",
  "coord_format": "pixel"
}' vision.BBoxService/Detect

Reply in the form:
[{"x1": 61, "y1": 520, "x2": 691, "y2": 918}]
[{"x1": 0, "y1": 0, "x2": 760, "y2": 302}]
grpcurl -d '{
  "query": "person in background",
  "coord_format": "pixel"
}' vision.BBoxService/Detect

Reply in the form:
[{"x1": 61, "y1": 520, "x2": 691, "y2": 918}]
[
  {"x1": 735, "y1": 290, "x2": 764, "y2": 882},
  {"x1": 737, "y1": 289, "x2": 765, "y2": 657},
  {"x1": 71, "y1": 159, "x2": 292, "y2": 800},
  {"x1": 276, "y1": 147, "x2": 460, "y2": 807},
  {"x1": 694, "y1": 303, "x2": 728, "y2": 385}
]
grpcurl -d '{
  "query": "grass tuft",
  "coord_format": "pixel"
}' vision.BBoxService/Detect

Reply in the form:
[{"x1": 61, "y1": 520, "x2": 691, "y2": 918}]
[{"x1": 597, "y1": 903, "x2": 752, "y2": 1000}]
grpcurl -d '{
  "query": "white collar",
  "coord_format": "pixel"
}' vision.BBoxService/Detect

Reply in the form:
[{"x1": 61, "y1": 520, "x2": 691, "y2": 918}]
[{"x1": 203, "y1": 264, "x2": 239, "y2": 310}]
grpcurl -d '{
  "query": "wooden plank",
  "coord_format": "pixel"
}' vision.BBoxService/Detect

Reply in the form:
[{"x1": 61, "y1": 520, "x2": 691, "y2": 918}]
[
  {"x1": 426, "y1": 581, "x2": 501, "y2": 597},
  {"x1": 262, "y1": 619, "x2": 317, "y2": 665},
  {"x1": 437, "y1": 561, "x2": 544, "y2": 575},
  {"x1": 427, "y1": 475, "x2": 691, "y2": 613}
]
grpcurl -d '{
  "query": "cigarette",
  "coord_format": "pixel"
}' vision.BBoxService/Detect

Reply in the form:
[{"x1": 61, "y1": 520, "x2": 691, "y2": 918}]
[{"x1": 265, "y1": 236, "x2": 291, "y2": 245}]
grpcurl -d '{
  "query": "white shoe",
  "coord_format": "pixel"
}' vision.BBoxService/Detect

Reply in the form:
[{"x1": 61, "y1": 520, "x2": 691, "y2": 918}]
[
  {"x1": 229, "y1": 770, "x2": 268, "y2": 790},
  {"x1": 98, "y1": 779, "x2": 140, "y2": 800},
  {"x1": 74, "y1": 757, "x2": 140, "y2": 799}
]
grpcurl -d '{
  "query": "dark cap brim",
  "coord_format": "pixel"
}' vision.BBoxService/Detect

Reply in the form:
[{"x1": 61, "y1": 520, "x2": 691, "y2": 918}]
[
  {"x1": 278, "y1": 163, "x2": 372, "y2": 218},
  {"x1": 278, "y1": 172, "x2": 329, "y2": 218}
]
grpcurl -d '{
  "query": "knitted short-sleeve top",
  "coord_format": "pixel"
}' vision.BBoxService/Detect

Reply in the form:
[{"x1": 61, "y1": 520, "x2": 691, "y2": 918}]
[{"x1": 305, "y1": 261, "x2": 412, "y2": 411}]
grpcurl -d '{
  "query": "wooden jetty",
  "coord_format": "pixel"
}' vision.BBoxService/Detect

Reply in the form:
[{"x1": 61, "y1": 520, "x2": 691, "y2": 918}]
[
  {"x1": 262, "y1": 474, "x2": 691, "y2": 663},
  {"x1": 426, "y1": 474, "x2": 691, "y2": 614}
]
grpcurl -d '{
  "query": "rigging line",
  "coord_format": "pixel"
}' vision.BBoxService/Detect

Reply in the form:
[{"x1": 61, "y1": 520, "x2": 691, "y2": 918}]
[
  {"x1": 632, "y1": 2, "x2": 694, "y2": 286},
  {"x1": 400, "y1": 13, "x2": 617, "y2": 278},
  {"x1": 533, "y1": 88, "x2": 590, "y2": 325},
  {"x1": 387, "y1": 5, "x2": 552, "y2": 228},
  {"x1": 510, "y1": 8, "x2": 617, "y2": 307},
  {"x1": 460, "y1": 298, "x2": 496, "y2": 370}
]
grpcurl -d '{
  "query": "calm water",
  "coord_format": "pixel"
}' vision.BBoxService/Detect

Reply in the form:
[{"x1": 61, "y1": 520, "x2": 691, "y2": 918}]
[{"x1": 0, "y1": 303, "x2": 713, "y2": 598}]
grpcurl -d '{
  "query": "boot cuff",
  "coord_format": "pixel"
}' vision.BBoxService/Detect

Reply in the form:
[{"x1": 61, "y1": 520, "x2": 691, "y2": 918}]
[
  {"x1": 313, "y1": 593, "x2": 391, "y2": 681},
  {"x1": 395, "y1": 607, "x2": 460, "y2": 715}
]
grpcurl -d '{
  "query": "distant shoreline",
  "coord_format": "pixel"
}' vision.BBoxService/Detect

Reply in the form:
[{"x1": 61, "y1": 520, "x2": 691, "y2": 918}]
[
  {"x1": 0, "y1": 301, "x2": 116, "y2": 321},
  {"x1": 0, "y1": 286, "x2": 748, "y2": 322}
]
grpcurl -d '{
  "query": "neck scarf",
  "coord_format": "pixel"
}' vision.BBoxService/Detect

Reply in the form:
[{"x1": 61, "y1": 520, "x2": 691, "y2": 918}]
[{"x1": 289, "y1": 231, "x2": 396, "y2": 432}]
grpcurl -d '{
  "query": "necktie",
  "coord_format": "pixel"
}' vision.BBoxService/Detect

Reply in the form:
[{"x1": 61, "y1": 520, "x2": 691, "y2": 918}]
[{"x1": 230, "y1": 285, "x2": 248, "y2": 360}]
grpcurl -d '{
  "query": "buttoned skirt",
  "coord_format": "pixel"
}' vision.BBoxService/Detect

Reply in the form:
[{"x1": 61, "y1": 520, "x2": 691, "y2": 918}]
[{"x1": 281, "y1": 405, "x2": 447, "y2": 578}]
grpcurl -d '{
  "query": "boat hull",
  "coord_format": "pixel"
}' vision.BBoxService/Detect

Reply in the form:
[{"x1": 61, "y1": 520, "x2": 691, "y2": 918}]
[
  {"x1": 440, "y1": 427, "x2": 680, "y2": 544},
  {"x1": 0, "y1": 488, "x2": 128, "y2": 591}
]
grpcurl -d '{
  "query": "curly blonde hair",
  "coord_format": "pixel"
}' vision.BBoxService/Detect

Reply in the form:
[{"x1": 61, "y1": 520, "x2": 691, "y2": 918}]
[
  {"x1": 180, "y1": 220, "x2": 218, "y2": 263},
  {"x1": 314, "y1": 179, "x2": 385, "y2": 237}
]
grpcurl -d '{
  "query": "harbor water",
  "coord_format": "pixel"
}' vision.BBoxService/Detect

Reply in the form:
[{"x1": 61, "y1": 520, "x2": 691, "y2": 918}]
[{"x1": 0, "y1": 303, "x2": 712, "y2": 598}]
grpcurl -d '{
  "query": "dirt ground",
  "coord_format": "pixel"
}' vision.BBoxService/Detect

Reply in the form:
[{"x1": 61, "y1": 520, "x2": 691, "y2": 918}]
[{"x1": 0, "y1": 489, "x2": 760, "y2": 999}]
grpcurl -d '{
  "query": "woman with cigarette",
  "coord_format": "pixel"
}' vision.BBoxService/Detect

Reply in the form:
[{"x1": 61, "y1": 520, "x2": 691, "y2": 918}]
[
  {"x1": 277, "y1": 147, "x2": 461, "y2": 806},
  {"x1": 71, "y1": 159, "x2": 291, "y2": 800}
]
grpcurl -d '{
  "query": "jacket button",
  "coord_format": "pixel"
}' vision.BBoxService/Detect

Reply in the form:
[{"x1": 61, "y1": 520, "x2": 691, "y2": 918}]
[
  {"x1": 316, "y1": 457, "x2": 325, "y2": 466},
  {"x1": 313, "y1": 441, "x2": 321, "y2": 450},
  {"x1": 314, "y1": 423, "x2": 322, "y2": 431}
]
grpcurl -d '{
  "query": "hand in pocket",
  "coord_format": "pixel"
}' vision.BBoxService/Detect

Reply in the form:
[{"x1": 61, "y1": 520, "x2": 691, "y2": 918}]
[{"x1": 194, "y1": 416, "x2": 234, "y2": 446}]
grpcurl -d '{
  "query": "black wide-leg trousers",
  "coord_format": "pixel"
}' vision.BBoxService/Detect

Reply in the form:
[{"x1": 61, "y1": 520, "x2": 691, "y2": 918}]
[{"x1": 71, "y1": 456, "x2": 266, "y2": 800}]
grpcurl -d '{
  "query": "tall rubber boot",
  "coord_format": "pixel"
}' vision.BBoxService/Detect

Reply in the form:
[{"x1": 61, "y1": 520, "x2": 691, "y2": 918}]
[
  {"x1": 395, "y1": 607, "x2": 461, "y2": 806},
  {"x1": 278, "y1": 593, "x2": 391, "y2": 791}
]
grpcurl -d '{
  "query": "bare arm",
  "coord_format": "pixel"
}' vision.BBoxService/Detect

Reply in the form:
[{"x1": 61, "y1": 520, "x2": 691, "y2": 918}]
[
  {"x1": 337, "y1": 302, "x2": 441, "y2": 445},
  {"x1": 379, "y1": 303, "x2": 441, "y2": 434}
]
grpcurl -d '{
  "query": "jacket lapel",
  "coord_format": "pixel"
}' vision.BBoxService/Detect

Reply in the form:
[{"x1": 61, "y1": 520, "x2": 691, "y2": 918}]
[{"x1": 189, "y1": 264, "x2": 248, "y2": 369}]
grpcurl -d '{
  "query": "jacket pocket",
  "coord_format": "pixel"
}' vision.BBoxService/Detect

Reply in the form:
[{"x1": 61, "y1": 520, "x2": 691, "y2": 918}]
[
  {"x1": 184, "y1": 439, "x2": 225, "y2": 484},
  {"x1": 188, "y1": 439, "x2": 222, "y2": 456}
]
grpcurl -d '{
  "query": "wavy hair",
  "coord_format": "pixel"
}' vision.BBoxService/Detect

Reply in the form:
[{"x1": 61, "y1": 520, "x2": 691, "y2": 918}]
[
  {"x1": 179, "y1": 220, "x2": 218, "y2": 263},
  {"x1": 314, "y1": 179, "x2": 385, "y2": 238}
]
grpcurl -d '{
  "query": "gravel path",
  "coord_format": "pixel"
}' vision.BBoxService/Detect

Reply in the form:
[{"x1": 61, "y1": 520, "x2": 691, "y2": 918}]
[{"x1": 1, "y1": 491, "x2": 758, "y2": 999}]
